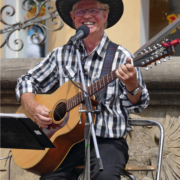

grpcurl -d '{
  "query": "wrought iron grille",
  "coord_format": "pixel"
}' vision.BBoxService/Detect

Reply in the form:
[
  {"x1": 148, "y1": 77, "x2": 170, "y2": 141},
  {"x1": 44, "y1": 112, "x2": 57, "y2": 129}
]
[{"x1": 0, "y1": 0, "x2": 64, "y2": 51}]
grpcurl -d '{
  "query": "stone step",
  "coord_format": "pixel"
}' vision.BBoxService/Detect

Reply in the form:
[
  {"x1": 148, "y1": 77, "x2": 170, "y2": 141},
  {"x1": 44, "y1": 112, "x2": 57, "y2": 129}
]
[{"x1": 11, "y1": 173, "x2": 40, "y2": 180}]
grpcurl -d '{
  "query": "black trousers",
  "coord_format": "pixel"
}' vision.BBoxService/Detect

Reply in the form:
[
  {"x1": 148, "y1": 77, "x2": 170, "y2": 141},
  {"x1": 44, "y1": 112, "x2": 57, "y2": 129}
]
[{"x1": 40, "y1": 137, "x2": 129, "y2": 180}]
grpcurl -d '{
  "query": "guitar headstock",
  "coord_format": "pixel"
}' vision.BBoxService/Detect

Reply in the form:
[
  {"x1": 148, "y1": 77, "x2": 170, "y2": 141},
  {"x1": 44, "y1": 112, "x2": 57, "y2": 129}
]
[{"x1": 134, "y1": 39, "x2": 175, "y2": 69}]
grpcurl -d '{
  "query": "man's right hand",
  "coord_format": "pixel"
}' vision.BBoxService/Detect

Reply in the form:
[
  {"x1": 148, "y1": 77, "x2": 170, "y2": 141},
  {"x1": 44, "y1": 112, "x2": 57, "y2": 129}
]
[{"x1": 20, "y1": 93, "x2": 52, "y2": 128}]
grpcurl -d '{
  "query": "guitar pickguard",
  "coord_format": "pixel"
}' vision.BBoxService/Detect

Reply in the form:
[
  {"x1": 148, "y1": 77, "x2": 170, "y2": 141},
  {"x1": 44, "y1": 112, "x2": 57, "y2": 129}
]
[{"x1": 43, "y1": 111, "x2": 70, "y2": 139}]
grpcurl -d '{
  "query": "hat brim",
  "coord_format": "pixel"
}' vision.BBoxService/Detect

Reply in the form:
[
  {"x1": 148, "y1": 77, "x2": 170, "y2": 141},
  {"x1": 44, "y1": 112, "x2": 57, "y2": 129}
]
[{"x1": 56, "y1": 0, "x2": 124, "y2": 29}]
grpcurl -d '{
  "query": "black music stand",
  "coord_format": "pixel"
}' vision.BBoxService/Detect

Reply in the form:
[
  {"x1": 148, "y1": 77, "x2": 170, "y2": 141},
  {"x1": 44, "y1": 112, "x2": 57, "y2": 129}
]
[{"x1": 0, "y1": 115, "x2": 55, "y2": 150}]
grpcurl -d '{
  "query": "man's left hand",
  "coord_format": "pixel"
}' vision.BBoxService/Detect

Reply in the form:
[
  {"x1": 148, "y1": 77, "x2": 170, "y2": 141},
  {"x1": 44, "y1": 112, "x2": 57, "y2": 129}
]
[
  {"x1": 115, "y1": 57, "x2": 139, "y2": 91},
  {"x1": 115, "y1": 57, "x2": 142, "y2": 104}
]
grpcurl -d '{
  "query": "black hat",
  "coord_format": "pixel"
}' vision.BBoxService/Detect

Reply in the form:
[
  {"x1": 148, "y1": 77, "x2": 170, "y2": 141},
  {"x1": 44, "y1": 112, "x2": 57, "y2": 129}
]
[{"x1": 56, "y1": 0, "x2": 124, "y2": 29}]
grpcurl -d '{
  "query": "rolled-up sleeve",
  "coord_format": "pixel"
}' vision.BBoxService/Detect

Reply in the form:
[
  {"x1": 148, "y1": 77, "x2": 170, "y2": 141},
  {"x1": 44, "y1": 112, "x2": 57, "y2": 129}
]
[{"x1": 15, "y1": 50, "x2": 59, "y2": 102}]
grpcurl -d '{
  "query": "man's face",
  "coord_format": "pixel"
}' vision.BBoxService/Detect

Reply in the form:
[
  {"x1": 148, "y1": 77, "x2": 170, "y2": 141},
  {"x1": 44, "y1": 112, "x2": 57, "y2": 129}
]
[{"x1": 70, "y1": 0, "x2": 108, "y2": 36}]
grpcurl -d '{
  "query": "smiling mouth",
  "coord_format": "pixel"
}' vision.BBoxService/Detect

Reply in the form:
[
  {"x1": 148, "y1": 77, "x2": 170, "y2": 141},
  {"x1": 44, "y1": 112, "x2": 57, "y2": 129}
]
[{"x1": 83, "y1": 22, "x2": 95, "y2": 25}]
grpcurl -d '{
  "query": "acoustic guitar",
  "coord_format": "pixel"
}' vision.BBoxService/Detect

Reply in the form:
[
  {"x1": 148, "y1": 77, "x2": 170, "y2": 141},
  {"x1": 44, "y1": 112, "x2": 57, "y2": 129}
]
[{"x1": 12, "y1": 41, "x2": 175, "y2": 175}]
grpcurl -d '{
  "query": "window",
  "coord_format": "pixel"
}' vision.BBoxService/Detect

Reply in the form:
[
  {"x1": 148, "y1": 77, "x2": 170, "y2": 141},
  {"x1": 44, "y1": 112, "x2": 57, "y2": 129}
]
[
  {"x1": 149, "y1": 0, "x2": 180, "y2": 56},
  {"x1": 3, "y1": 0, "x2": 48, "y2": 58}
]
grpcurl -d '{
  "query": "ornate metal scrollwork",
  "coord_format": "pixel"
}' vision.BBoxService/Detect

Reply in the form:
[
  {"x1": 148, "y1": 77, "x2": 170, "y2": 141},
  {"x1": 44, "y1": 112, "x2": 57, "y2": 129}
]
[{"x1": 0, "y1": 0, "x2": 64, "y2": 51}]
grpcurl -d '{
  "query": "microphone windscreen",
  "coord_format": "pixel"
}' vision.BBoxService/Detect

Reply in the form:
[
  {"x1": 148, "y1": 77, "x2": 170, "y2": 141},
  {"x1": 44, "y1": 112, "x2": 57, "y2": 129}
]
[{"x1": 76, "y1": 25, "x2": 90, "y2": 39}]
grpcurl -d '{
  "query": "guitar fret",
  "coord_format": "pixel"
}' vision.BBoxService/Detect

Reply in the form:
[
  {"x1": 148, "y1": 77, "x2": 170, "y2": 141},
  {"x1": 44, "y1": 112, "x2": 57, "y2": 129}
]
[
  {"x1": 93, "y1": 84, "x2": 96, "y2": 93},
  {"x1": 94, "y1": 83, "x2": 96, "y2": 93},
  {"x1": 70, "y1": 98, "x2": 73, "y2": 109},
  {"x1": 102, "y1": 77, "x2": 105, "y2": 87},
  {"x1": 87, "y1": 87, "x2": 90, "y2": 96},
  {"x1": 74, "y1": 95, "x2": 77, "y2": 106},
  {"x1": 68, "y1": 101, "x2": 71, "y2": 110},
  {"x1": 68, "y1": 99, "x2": 71, "y2": 110},
  {"x1": 71, "y1": 97, "x2": 73, "y2": 108},
  {"x1": 111, "y1": 71, "x2": 113, "y2": 80},
  {"x1": 95, "y1": 82, "x2": 98, "y2": 92},
  {"x1": 113, "y1": 70, "x2": 117, "y2": 79},
  {"x1": 89, "y1": 86, "x2": 91, "y2": 95},
  {"x1": 98, "y1": 81, "x2": 101, "y2": 90},
  {"x1": 68, "y1": 99, "x2": 70, "y2": 110},
  {"x1": 78, "y1": 93, "x2": 81, "y2": 103},
  {"x1": 81, "y1": 92, "x2": 83, "y2": 101},
  {"x1": 108, "y1": 73, "x2": 111, "y2": 81},
  {"x1": 66, "y1": 101, "x2": 69, "y2": 111},
  {"x1": 71, "y1": 97, "x2": 74, "y2": 108},
  {"x1": 90, "y1": 86, "x2": 93, "y2": 95},
  {"x1": 97, "y1": 80, "x2": 100, "y2": 90},
  {"x1": 106, "y1": 74, "x2": 109, "y2": 84},
  {"x1": 76, "y1": 94, "x2": 78, "y2": 105},
  {"x1": 73, "y1": 96, "x2": 76, "y2": 107},
  {"x1": 91, "y1": 85, "x2": 94, "y2": 94},
  {"x1": 75, "y1": 96, "x2": 77, "y2": 106},
  {"x1": 96, "y1": 80, "x2": 99, "y2": 90},
  {"x1": 100, "y1": 80, "x2": 103, "y2": 89},
  {"x1": 76, "y1": 93, "x2": 79, "y2": 104}
]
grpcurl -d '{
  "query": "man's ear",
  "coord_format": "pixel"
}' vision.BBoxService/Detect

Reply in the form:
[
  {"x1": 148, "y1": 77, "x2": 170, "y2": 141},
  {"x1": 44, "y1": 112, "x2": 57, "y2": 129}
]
[
  {"x1": 103, "y1": 11, "x2": 109, "y2": 23},
  {"x1": 70, "y1": 11, "x2": 75, "y2": 23},
  {"x1": 104, "y1": 11, "x2": 109, "y2": 22}
]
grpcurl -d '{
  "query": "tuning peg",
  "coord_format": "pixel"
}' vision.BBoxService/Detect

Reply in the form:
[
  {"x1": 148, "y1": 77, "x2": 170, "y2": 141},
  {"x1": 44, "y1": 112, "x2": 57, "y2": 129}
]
[
  {"x1": 148, "y1": 47, "x2": 152, "y2": 51},
  {"x1": 157, "y1": 60, "x2": 162, "y2": 64},
  {"x1": 168, "y1": 56, "x2": 171, "y2": 60},
  {"x1": 146, "y1": 59, "x2": 150, "y2": 63},
  {"x1": 153, "y1": 45, "x2": 157, "y2": 49},
  {"x1": 143, "y1": 49, "x2": 148, "y2": 53},
  {"x1": 145, "y1": 66, "x2": 149, "y2": 71},
  {"x1": 163, "y1": 58, "x2": 167, "y2": 62}
]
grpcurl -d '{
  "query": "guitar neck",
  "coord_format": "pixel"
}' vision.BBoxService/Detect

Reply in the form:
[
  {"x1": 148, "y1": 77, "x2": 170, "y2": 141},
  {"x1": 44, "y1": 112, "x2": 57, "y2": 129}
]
[
  {"x1": 87, "y1": 70, "x2": 117, "y2": 96},
  {"x1": 66, "y1": 40, "x2": 176, "y2": 112},
  {"x1": 66, "y1": 69, "x2": 117, "y2": 111}
]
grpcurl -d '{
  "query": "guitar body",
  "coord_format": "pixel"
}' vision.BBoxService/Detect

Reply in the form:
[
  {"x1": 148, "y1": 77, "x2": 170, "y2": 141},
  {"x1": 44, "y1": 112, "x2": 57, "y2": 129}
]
[{"x1": 12, "y1": 81, "x2": 96, "y2": 175}]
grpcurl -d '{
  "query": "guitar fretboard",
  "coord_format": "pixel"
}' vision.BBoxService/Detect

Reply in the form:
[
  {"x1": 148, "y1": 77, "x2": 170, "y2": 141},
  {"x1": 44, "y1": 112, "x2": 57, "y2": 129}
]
[
  {"x1": 66, "y1": 70, "x2": 117, "y2": 111},
  {"x1": 66, "y1": 42, "x2": 175, "y2": 111}
]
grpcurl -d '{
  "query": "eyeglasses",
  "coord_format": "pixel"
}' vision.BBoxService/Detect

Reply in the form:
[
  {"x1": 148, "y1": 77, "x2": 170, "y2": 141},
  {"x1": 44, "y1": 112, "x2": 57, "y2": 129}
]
[{"x1": 74, "y1": 8, "x2": 106, "y2": 17}]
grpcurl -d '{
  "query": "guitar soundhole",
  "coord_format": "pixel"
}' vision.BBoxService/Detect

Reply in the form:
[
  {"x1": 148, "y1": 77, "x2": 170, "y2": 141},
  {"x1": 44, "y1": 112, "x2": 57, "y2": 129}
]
[{"x1": 53, "y1": 102, "x2": 66, "y2": 121}]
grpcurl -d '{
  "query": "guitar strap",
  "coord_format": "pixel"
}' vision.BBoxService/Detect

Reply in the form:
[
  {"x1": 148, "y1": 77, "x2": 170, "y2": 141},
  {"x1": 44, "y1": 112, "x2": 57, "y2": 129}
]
[{"x1": 95, "y1": 41, "x2": 118, "y2": 103}]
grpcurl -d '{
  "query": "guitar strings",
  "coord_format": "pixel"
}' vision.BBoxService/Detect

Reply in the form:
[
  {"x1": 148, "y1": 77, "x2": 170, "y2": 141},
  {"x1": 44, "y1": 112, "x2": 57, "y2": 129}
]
[{"x1": 54, "y1": 103, "x2": 66, "y2": 121}]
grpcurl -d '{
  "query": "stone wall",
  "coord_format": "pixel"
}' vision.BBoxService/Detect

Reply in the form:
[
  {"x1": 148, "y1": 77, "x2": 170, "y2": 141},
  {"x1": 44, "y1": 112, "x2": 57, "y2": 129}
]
[{"x1": 1, "y1": 57, "x2": 180, "y2": 180}]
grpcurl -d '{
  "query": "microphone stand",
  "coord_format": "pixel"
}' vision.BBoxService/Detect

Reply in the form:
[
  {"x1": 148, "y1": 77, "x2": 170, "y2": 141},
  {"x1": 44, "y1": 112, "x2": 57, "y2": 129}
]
[{"x1": 72, "y1": 41, "x2": 103, "y2": 180}]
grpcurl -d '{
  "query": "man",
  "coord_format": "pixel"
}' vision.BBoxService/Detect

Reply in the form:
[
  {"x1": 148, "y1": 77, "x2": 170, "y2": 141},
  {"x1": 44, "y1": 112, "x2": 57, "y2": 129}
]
[{"x1": 16, "y1": 0, "x2": 150, "y2": 179}]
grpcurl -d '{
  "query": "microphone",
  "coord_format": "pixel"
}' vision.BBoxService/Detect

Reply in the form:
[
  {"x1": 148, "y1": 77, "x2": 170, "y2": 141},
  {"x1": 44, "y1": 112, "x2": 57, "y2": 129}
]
[{"x1": 68, "y1": 25, "x2": 90, "y2": 45}]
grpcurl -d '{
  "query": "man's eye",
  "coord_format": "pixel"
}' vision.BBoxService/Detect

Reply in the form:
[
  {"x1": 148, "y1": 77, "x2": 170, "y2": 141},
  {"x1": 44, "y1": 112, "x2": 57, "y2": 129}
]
[
  {"x1": 77, "y1": 10, "x2": 84, "y2": 14},
  {"x1": 90, "y1": 9, "x2": 99, "y2": 14}
]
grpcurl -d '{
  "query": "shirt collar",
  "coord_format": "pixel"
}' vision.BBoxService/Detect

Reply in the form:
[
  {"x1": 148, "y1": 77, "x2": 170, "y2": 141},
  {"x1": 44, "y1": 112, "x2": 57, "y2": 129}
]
[
  {"x1": 78, "y1": 32, "x2": 110, "y2": 58},
  {"x1": 96, "y1": 32, "x2": 110, "y2": 57}
]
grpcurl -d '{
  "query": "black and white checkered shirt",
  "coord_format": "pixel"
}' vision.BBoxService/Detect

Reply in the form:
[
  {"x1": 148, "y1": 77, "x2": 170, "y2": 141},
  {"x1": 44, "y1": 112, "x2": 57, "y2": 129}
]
[{"x1": 16, "y1": 33, "x2": 150, "y2": 138}]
